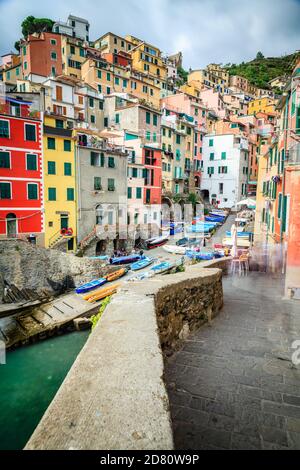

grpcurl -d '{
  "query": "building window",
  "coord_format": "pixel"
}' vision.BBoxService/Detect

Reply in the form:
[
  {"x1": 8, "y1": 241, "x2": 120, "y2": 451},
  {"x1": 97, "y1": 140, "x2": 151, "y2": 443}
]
[
  {"x1": 153, "y1": 114, "x2": 158, "y2": 126},
  {"x1": 127, "y1": 187, "x2": 132, "y2": 199},
  {"x1": 219, "y1": 182, "x2": 224, "y2": 194},
  {"x1": 23, "y1": 46, "x2": 26, "y2": 55},
  {"x1": 27, "y1": 183, "x2": 38, "y2": 200},
  {"x1": 56, "y1": 119, "x2": 64, "y2": 128},
  {"x1": 51, "y1": 51, "x2": 57, "y2": 60},
  {"x1": 26, "y1": 154, "x2": 37, "y2": 171},
  {"x1": 51, "y1": 39, "x2": 56, "y2": 45},
  {"x1": 115, "y1": 113, "x2": 120, "y2": 124},
  {"x1": 25, "y1": 124, "x2": 36, "y2": 141},
  {"x1": 90, "y1": 115, "x2": 95, "y2": 124},
  {"x1": 146, "y1": 130, "x2": 151, "y2": 141},
  {"x1": 64, "y1": 140, "x2": 71, "y2": 152},
  {"x1": 0, "y1": 151, "x2": 10, "y2": 168},
  {"x1": 89, "y1": 97, "x2": 94, "y2": 108},
  {"x1": 0, "y1": 182, "x2": 11, "y2": 199},
  {"x1": 115, "y1": 76, "x2": 119, "y2": 85},
  {"x1": 48, "y1": 187, "x2": 56, "y2": 201},
  {"x1": 108, "y1": 178, "x2": 115, "y2": 191},
  {"x1": 91, "y1": 152, "x2": 105, "y2": 167},
  {"x1": 209, "y1": 152, "x2": 214, "y2": 160},
  {"x1": 64, "y1": 162, "x2": 72, "y2": 175},
  {"x1": 97, "y1": 70, "x2": 102, "y2": 79},
  {"x1": 136, "y1": 187, "x2": 142, "y2": 199},
  {"x1": 221, "y1": 151, "x2": 226, "y2": 160},
  {"x1": 98, "y1": 84, "x2": 102, "y2": 93},
  {"x1": 70, "y1": 45, "x2": 75, "y2": 54},
  {"x1": 207, "y1": 167, "x2": 214, "y2": 175},
  {"x1": 106, "y1": 72, "x2": 111, "y2": 81},
  {"x1": 176, "y1": 134, "x2": 181, "y2": 144},
  {"x1": 47, "y1": 137, "x2": 56, "y2": 150},
  {"x1": 67, "y1": 188, "x2": 74, "y2": 201},
  {"x1": 80, "y1": 48, "x2": 85, "y2": 57},
  {"x1": 94, "y1": 177, "x2": 102, "y2": 190},
  {"x1": 146, "y1": 111, "x2": 151, "y2": 124},
  {"x1": 48, "y1": 161, "x2": 56, "y2": 175},
  {"x1": 107, "y1": 86, "x2": 111, "y2": 94},
  {"x1": 108, "y1": 156, "x2": 115, "y2": 168},
  {"x1": 209, "y1": 138, "x2": 214, "y2": 147},
  {"x1": 132, "y1": 167, "x2": 138, "y2": 178},
  {"x1": 122, "y1": 79, "x2": 127, "y2": 88},
  {"x1": 218, "y1": 166, "x2": 228, "y2": 174}
]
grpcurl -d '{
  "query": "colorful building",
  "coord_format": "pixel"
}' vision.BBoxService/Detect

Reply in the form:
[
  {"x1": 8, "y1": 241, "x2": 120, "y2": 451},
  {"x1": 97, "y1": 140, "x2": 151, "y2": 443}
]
[
  {"x1": 43, "y1": 115, "x2": 77, "y2": 251},
  {"x1": 0, "y1": 94, "x2": 44, "y2": 244},
  {"x1": 248, "y1": 96, "x2": 276, "y2": 115}
]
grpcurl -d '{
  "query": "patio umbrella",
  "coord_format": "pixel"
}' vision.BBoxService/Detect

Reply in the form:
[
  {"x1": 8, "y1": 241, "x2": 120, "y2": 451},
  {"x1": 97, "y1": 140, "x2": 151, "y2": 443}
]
[
  {"x1": 236, "y1": 198, "x2": 256, "y2": 208},
  {"x1": 231, "y1": 223, "x2": 238, "y2": 258}
]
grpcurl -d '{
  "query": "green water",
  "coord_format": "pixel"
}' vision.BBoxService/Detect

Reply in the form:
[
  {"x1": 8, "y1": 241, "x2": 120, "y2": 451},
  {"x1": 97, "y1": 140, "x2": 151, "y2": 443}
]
[{"x1": 0, "y1": 330, "x2": 89, "y2": 450}]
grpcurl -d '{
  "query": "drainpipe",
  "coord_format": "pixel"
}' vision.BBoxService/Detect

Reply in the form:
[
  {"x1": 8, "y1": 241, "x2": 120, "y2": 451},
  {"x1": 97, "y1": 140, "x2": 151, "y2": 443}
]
[{"x1": 280, "y1": 84, "x2": 291, "y2": 274}]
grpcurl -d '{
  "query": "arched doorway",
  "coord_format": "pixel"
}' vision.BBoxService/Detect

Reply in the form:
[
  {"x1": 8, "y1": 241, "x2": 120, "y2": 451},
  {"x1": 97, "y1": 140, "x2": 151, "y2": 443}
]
[
  {"x1": 96, "y1": 239, "x2": 107, "y2": 256},
  {"x1": 6, "y1": 213, "x2": 17, "y2": 237}
]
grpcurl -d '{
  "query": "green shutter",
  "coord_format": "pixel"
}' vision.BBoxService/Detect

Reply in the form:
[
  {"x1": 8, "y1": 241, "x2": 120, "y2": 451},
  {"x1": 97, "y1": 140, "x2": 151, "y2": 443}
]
[
  {"x1": 64, "y1": 162, "x2": 72, "y2": 175},
  {"x1": 94, "y1": 177, "x2": 101, "y2": 190},
  {"x1": 221, "y1": 152, "x2": 226, "y2": 160},
  {"x1": 0, "y1": 182, "x2": 11, "y2": 199},
  {"x1": 0, "y1": 120, "x2": 9, "y2": 137},
  {"x1": 64, "y1": 140, "x2": 71, "y2": 151},
  {"x1": 146, "y1": 112, "x2": 151, "y2": 124},
  {"x1": 48, "y1": 188, "x2": 56, "y2": 201},
  {"x1": 282, "y1": 195, "x2": 288, "y2": 232},
  {"x1": 0, "y1": 151, "x2": 10, "y2": 168},
  {"x1": 28, "y1": 183, "x2": 38, "y2": 200},
  {"x1": 127, "y1": 187, "x2": 132, "y2": 199},
  {"x1": 278, "y1": 193, "x2": 282, "y2": 219},
  {"x1": 26, "y1": 154, "x2": 37, "y2": 170},
  {"x1": 296, "y1": 107, "x2": 300, "y2": 135},
  {"x1": 67, "y1": 188, "x2": 74, "y2": 201},
  {"x1": 136, "y1": 187, "x2": 142, "y2": 199},
  {"x1": 25, "y1": 124, "x2": 36, "y2": 141},
  {"x1": 48, "y1": 161, "x2": 56, "y2": 174},
  {"x1": 108, "y1": 157, "x2": 115, "y2": 168},
  {"x1": 47, "y1": 137, "x2": 56, "y2": 150}
]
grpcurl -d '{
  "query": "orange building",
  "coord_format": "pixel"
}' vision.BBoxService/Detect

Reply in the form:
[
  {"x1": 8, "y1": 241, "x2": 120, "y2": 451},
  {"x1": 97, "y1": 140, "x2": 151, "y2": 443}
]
[{"x1": 20, "y1": 32, "x2": 63, "y2": 79}]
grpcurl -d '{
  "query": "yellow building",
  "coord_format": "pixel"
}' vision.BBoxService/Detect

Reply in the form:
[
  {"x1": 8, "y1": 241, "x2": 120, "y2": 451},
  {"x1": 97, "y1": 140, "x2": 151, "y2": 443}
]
[
  {"x1": 125, "y1": 35, "x2": 167, "y2": 80},
  {"x1": 94, "y1": 32, "x2": 134, "y2": 54},
  {"x1": 3, "y1": 62, "x2": 23, "y2": 85},
  {"x1": 43, "y1": 115, "x2": 77, "y2": 251},
  {"x1": 161, "y1": 123, "x2": 174, "y2": 194},
  {"x1": 188, "y1": 68, "x2": 228, "y2": 93},
  {"x1": 81, "y1": 58, "x2": 161, "y2": 108},
  {"x1": 61, "y1": 36, "x2": 86, "y2": 79},
  {"x1": 180, "y1": 82, "x2": 201, "y2": 98},
  {"x1": 248, "y1": 97, "x2": 276, "y2": 115}
]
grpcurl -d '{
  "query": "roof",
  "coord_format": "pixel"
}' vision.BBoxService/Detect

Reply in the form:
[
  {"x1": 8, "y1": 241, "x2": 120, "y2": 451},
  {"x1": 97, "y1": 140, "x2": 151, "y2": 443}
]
[{"x1": 68, "y1": 14, "x2": 89, "y2": 24}]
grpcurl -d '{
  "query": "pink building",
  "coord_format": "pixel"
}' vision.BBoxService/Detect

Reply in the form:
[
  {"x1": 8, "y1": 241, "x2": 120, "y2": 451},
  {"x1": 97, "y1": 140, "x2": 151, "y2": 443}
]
[{"x1": 199, "y1": 88, "x2": 227, "y2": 119}]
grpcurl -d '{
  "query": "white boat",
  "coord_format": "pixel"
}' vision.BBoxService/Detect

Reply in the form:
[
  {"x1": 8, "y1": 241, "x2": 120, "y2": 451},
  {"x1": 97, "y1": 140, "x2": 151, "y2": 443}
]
[
  {"x1": 163, "y1": 245, "x2": 186, "y2": 255},
  {"x1": 222, "y1": 237, "x2": 251, "y2": 248}
]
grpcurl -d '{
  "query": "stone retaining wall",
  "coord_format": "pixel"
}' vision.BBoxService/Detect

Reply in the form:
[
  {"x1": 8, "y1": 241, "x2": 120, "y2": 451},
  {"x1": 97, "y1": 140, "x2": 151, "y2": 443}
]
[
  {"x1": 0, "y1": 240, "x2": 114, "y2": 301},
  {"x1": 25, "y1": 261, "x2": 225, "y2": 450}
]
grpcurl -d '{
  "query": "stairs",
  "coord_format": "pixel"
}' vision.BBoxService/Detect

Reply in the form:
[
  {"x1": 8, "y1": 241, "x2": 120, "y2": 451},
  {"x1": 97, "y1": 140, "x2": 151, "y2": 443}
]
[{"x1": 76, "y1": 227, "x2": 97, "y2": 255}]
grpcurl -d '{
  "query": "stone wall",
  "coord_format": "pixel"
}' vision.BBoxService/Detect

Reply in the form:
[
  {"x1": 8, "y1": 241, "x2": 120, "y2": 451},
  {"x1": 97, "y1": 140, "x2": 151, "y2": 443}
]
[
  {"x1": 0, "y1": 239, "x2": 115, "y2": 301},
  {"x1": 25, "y1": 263, "x2": 224, "y2": 450}
]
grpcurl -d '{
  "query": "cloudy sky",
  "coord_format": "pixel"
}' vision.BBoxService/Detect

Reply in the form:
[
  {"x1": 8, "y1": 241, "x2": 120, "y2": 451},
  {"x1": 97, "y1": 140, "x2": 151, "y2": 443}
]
[{"x1": 0, "y1": 0, "x2": 299, "y2": 68}]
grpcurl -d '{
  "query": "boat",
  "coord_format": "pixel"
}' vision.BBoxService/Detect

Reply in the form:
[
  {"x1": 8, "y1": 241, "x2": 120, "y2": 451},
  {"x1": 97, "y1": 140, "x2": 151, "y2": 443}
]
[
  {"x1": 109, "y1": 254, "x2": 144, "y2": 265},
  {"x1": 163, "y1": 245, "x2": 186, "y2": 255},
  {"x1": 186, "y1": 251, "x2": 214, "y2": 261},
  {"x1": 144, "y1": 235, "x2": 169, "y2": 249},
  {"x1": 222, "y1": 237, "x2": 251, "y2": 248},
  {"x1": 150, "y1": 261, "x2": 172, "y2": 274},
  {"x1": 130, "y1": 257, "x2": 154, "y2": 271},
  {"x1": 176, "y1": 237, "x2": 198, "y2": 247},
  {"x1": 75, "y1": 277, "x2": 107, "y2": 294},
  {"x1": 89, "y1": 255, "x2": 109, "y2": 261},
  {"x1": 206, "y1": 215, "x2": 225, "y2": 222},
  {"x1": 225, "y1": 231, "x2": 251, "y2": 238},
  {"x1": 104, "y1": 267, "x2": 128, "y2": 281},
  {"x1": 83, "y1": 283, "x2": 120, "y2": 302}
]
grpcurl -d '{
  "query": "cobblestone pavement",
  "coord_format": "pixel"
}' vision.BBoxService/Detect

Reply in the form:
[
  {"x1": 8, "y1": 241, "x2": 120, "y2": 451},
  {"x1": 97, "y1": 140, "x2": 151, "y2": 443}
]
[{"x1": 165, "y1": 272, "x2": 300, "y2": 449}]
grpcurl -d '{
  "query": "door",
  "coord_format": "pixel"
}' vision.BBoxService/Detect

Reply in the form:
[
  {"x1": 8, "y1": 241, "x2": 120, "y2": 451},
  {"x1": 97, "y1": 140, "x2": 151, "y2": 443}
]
[
  {"x1": 6, "y1": 213, "x2": 17, "y2": 237},
  {"x1": 60, "y1": 216, "x2": 69, "y2": 229}
]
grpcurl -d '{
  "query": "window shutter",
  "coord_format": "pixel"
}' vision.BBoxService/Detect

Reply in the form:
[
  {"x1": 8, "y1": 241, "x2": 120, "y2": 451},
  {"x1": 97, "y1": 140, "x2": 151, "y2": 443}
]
[
  {"x1": 278, "y1": 193, "x2": 282, "y2": 219},
  {"x1": 282, "y1": 195, "x2": 287, "y2": 232}
]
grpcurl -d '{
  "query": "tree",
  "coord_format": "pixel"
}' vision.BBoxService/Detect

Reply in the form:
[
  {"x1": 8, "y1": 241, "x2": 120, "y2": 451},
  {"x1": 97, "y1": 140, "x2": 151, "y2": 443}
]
[
  {"x1": 14, "y1": 41, "x2": 20, "y2": 52},
  {"x1": 177, "y1": 66, "x2": 188, "y2": 83},
  {"x1": 21, "y1": 16, "x2": 54, "y2": 38},
  {"x1": 256, "y1": 51, "x2": 264, "y2": 60}
]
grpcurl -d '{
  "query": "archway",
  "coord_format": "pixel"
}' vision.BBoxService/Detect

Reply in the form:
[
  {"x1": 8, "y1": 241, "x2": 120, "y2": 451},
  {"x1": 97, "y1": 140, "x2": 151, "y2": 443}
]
[
  {"x1": 95, "y1": 239, "x2": 107, "y2": 255},
  {"x1": 6, "y1": 213, "x2": 17, "y2": 237}
]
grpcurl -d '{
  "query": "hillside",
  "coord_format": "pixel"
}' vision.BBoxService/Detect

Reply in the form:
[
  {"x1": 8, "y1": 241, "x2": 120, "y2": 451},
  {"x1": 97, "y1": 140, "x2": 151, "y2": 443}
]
[{"x1": 226, "y1": 52, "x2": 299, "y2": 92}]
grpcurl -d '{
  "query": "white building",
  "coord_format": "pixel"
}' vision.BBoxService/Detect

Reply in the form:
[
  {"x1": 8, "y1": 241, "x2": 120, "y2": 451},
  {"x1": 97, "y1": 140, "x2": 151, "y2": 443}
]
[
  {"x1": 200, "y1": 134, "x2": 249, "y2": 208},
  {"x1": 53, "y1": 15, "x2": 90, "y2": 42}
]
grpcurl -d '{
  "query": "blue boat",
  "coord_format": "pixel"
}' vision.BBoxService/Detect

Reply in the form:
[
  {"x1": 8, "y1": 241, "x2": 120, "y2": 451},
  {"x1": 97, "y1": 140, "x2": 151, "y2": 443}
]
[
  {"x1": 110, "y1": 254, "x2": 144, "y2": 265},
  {"x1": 186, "y1": 252, "x2": 214, "y2": 261},
  {"x1": 75, "y1": 277, "x2": 107, "y2": 294},
  {"x1": 225, "y1": 231, "x2": 252, "y2": 237},
  {"x1": 131, "y1": 257, "x2": 154, "y2": 271},
  {"x1": 89, "y1": 255, "x2": 109, "y2": 260},
  {"x1": 150, "y1": 261, "x2": 172, "y2": 273}
]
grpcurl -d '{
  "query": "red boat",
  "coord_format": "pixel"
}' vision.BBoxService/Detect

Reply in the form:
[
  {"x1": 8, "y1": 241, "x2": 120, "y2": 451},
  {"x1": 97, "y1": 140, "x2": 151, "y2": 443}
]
[{"x1": 144, "y1": 236, "x2": 169, "y2": 250}]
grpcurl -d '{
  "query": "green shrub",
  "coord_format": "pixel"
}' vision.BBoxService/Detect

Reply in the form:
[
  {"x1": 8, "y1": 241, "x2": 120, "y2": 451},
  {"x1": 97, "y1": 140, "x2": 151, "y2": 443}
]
[{"x1": 90, "y1": 296, "x2": 111, "y2": 331}]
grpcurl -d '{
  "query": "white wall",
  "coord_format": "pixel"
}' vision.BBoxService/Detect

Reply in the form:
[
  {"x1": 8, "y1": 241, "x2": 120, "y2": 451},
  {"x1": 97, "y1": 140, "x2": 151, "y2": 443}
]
[{"x1": 201, "y1": 134, "x2": 249, "y2": 208}]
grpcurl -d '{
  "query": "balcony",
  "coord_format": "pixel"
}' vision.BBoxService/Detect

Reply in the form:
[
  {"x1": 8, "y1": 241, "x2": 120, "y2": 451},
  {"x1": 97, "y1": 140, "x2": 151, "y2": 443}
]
[
  {"x1": 76, "y1": 135, "x2": 128, "y2": 155},
  {"x1": 44, "y1": 125, "x2": 73, "y2": 137},
  {"x1": 286, "y1": 144, "x2": 300, "y2": 165},
  {"x1": 0, "y1": 102, "x2": 40, "y2": 120}
]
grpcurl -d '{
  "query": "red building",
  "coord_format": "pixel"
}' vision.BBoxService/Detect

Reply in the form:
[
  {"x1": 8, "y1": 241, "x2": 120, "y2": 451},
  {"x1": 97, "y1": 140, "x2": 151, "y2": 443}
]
[
  {"x1": 0, "y1": 95, "x2": 43, "y2": 244},
  {"x1": 20, "y1": 32, "x2": 62, "y2": 79},
  {"x1": 143, "y1": 146, "x2": 162, "y2": 205}
]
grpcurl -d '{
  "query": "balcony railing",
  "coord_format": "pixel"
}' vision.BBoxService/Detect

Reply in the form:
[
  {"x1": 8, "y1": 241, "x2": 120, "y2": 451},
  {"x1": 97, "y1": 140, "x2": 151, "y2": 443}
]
[
  {"x1": 77, "y1": 136, "x2": 128, "y2": 155},
  {"x1": 0, "y1": 102, "x2": 40, "y2": 120}
]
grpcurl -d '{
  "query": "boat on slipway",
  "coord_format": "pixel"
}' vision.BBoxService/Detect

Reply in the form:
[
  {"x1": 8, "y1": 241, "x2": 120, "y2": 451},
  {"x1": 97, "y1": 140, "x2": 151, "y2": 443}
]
[
  {"x1": 163, "y1": 245, "x2": 186, "y2": 255},
  {"x1": 130, "y1": 257, "x2": 154, "y2": 271},
  {"x1": 75, "y1": 278, "x2": 107, "y2": 294},
  {"x1": 144, "y1": 236, "x2": 169, "y2": 249},
  {"x1": 109, "y1": 254, "x2": 144, "y2": 265}
]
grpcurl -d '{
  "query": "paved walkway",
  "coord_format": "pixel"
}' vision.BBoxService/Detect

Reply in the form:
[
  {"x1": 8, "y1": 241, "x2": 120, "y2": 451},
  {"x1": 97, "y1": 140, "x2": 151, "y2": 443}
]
[{"x1": 165, "y1": 272, "x2": 300, "y2": 449}]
